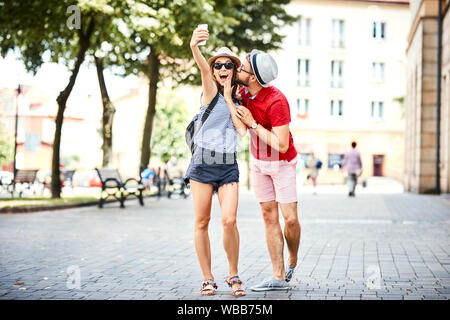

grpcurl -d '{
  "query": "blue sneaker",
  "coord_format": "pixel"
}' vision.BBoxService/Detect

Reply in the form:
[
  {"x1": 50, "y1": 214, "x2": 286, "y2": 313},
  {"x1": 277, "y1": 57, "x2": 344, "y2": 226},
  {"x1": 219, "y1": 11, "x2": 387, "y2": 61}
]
[{"x1": 250, "y1": 277, "x2": 290, "y2": 291}]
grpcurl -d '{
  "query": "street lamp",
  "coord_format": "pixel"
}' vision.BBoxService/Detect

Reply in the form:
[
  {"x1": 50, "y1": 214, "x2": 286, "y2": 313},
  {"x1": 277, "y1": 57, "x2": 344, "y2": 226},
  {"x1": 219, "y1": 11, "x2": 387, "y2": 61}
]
[{"x1": 13, "y1": 84, "x2": 21, "y2": 180}]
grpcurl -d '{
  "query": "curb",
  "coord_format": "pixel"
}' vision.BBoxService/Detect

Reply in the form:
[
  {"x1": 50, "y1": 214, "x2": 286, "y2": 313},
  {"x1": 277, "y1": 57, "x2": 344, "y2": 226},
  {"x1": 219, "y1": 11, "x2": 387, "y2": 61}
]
[{"x1": 0, "y1": 195, "x2": 164, "y2": 214}]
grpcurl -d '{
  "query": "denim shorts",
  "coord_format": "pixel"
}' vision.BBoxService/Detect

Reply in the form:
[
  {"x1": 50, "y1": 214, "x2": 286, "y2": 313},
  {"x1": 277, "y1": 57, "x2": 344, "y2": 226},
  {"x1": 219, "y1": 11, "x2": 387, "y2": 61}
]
[{"x1": 184, "y1": 148, "x2": 239, "y2": 192}]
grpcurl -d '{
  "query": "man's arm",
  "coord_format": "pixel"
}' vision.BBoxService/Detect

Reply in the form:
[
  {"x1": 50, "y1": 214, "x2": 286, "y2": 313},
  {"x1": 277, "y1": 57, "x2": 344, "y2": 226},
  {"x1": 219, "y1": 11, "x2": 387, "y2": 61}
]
[{"x1": 236, "y1": 106, "x2": 290, "y2": 153}]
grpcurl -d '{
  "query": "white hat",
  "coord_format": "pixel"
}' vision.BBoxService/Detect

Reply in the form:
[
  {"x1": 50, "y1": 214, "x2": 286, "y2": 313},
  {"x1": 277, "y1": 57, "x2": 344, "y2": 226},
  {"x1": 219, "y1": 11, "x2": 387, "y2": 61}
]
[{"x1": 249, "y1": 49, "x2": 278, "y2": 87}]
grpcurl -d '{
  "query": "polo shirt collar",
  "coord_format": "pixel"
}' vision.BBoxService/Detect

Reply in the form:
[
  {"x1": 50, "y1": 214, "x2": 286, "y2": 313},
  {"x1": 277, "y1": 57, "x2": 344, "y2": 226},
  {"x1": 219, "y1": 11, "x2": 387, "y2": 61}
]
[{"x1": 252, "y1": 86, "x2": 272, "y2": 102}]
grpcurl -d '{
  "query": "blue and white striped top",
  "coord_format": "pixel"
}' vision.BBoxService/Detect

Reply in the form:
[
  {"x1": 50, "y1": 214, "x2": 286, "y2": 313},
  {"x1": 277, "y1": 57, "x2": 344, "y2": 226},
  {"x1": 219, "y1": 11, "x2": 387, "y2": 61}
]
[{"x1": 193, "y1": 92, "x2": 238, "y2": 154}]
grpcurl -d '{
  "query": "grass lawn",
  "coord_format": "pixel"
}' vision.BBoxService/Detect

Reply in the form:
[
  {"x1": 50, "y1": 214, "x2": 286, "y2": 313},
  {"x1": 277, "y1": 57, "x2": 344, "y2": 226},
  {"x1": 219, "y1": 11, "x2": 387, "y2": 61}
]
[{"x1": 0, "y1": 195, "x2": 99, "y2": 209}]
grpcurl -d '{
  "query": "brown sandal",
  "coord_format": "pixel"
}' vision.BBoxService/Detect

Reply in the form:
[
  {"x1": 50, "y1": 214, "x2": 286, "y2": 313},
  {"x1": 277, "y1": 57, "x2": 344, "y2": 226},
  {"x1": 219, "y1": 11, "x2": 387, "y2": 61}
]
[
  {"x1": 226, "y1": 276, "x2": 246, "y2": 297},
  {"x1": 200, "y1": 279, "x2": 217, "y2": 296}
]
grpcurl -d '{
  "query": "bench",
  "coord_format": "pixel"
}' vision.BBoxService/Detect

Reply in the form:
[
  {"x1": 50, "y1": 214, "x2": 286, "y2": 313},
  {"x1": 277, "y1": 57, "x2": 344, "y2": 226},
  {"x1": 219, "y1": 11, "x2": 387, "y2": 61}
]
[
  {"x1": 6, "y1": 169, "x2": 39, "y2": 197},
  {"x1": 43, "y1": 169, "x2": 76, "y2": 191},
  {"x1": 163, "y1": 168, "x2": 190, "y2": 199},
  {"x1": 95, "y1": 168, "x2": 145, "y2": 208}
]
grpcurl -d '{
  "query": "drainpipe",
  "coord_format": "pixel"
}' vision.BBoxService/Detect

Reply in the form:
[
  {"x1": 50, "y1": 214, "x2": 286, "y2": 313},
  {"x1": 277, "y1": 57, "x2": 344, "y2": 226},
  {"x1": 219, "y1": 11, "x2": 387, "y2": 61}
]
[{"x1": 436, "y1": 0, "x2": 442, "y2": 194}]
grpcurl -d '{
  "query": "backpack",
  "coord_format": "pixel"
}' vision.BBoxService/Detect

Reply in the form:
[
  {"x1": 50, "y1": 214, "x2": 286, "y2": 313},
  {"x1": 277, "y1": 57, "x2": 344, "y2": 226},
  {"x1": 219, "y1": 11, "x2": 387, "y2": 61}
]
[
  {"x1": 315, "y1": 160, "x2": 323, "y2": 169},
  {"x1": 185, "y1": 92, "x2": 220, "y2": 155}
]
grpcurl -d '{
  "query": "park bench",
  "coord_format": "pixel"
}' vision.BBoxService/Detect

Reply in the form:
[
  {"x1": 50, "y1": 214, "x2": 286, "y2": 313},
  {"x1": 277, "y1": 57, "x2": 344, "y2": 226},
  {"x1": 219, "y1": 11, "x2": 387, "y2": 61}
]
[
  {"x1": 95, "y1": 168, "x2": 145, "y2": 208},
  {"x1": 163, "y1": 168, "x2": 190, "y2": 199},
  {"x1": 6, "y1": 169, "x2": 39, "y2": 197},
  {"x1": 43, "y1": 169, "x2": 76, "y2": 191}
]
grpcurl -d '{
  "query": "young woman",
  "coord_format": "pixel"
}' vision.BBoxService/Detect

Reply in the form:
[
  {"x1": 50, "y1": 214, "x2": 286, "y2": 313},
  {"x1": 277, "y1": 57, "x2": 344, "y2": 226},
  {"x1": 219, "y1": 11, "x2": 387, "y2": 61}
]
[{"x1": 185, "y1": 28, "x2": 247, "y2": 296}]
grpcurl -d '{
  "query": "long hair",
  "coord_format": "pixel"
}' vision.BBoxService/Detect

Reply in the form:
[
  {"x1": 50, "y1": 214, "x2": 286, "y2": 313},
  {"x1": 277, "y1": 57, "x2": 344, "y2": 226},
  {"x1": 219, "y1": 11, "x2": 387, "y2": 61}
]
[{"x1": 210, "y1": 62, "x2": 241, "y2": 105}]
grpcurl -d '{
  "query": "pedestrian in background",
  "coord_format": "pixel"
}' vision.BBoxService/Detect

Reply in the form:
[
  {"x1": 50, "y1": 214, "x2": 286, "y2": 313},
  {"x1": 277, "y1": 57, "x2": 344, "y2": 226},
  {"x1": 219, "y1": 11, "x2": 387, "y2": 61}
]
[
  {"x1": 342, "y1": 141, "x2": 362, "y2": 197},
  {"x1": 306, "y1": 153, "x2": 321, "y2": 195}
]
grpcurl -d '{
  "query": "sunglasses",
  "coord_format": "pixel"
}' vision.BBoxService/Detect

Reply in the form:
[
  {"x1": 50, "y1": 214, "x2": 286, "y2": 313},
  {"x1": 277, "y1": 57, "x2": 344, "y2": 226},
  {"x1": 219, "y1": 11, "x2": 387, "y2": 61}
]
[
  {"x1": 213, "y1": 62, "x2": 235, "y2": 70},
  {"x1": 238, "y1": 64, "x2": 254, "y2": 75}
]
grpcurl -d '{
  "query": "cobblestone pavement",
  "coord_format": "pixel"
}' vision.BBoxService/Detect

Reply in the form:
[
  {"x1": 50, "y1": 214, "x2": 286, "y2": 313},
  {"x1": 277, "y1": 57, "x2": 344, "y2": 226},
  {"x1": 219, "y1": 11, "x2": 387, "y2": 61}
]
[{"x1": 0, "y1": 190, "x2": 449, "y2": 300}]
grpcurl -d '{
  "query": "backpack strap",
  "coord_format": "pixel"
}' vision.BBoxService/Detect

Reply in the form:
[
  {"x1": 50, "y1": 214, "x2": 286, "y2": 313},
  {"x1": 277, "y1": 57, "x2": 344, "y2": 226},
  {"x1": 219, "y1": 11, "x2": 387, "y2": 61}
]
[{"x1": 200, "y1": 91, "x2": 220, "y2": 124}]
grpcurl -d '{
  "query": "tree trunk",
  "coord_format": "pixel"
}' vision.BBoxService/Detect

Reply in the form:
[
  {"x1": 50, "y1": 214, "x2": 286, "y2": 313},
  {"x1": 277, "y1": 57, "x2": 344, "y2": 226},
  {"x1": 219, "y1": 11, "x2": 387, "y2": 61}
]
[
  {"x1": 140, "y1": 46, "x2": 160, "y2": 172},
  {"x1": 94, "y1": 55, "x2": 115, "y2": 167},
  {"x1": 51, "y1": 19, "x2": 94, "y2": 198}
]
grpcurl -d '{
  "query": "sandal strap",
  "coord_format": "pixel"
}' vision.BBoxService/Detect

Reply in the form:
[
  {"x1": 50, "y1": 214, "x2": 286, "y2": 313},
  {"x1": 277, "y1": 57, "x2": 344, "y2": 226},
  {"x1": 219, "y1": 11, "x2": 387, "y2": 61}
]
[
  {"x1": 226, "y1": 276, "x2": 243, "y2": 287},
  {"x1": 201, "y1": 279, "x2": 218, "y2": 291}
]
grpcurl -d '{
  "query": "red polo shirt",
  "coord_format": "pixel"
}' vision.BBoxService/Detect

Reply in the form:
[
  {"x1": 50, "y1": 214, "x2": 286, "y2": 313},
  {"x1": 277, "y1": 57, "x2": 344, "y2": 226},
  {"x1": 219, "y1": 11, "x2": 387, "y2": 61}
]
[{"x1": 240, "y1": 86, "x2": 297, "y2": 162}]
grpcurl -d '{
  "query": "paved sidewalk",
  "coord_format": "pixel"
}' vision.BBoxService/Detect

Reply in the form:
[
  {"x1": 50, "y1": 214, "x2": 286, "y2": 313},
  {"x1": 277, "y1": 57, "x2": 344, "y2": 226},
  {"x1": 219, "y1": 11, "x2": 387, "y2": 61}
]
[{"x1": 0, "y1": 189, "x2": 449, "y2": 300}]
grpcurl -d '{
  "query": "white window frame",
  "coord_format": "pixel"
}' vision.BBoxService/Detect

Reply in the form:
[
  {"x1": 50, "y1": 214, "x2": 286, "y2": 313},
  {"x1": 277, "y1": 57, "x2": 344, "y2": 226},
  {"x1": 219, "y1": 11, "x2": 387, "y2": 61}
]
[
  {"x1": 330, "y1": 99, "x2": 343, "y2": 118},
  {"x1": 298, "y1": 17, "x2": 311, "y2": 46},
  {"x1": 297, "y1": 59, "x2": 310, "y2": 87},
  {"x1": 372, "y1": 62, "x2": 385, "y2": 82},
  {"x1": 331, "y1": 19, "x2": 345, "y2": 48},
  {"x1": 371, "y1": 101, "x2": 384, "y2": 120},
  {"x1": 296, "y1": 98, "x2": 309, "y2": 117},
  {"x1": 331, "y1": 60, "x2": 344, "y2": 88},
  {"x1": 372, "y1": 21, "x2": 386, "y2": 40}
]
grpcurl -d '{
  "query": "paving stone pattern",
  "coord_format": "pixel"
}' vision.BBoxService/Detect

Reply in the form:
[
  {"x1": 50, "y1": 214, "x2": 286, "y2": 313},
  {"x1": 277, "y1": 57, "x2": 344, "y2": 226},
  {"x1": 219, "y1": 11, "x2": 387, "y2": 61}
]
[{"x1": 0, "y1": 192, "x2": 449, "y2": 300}]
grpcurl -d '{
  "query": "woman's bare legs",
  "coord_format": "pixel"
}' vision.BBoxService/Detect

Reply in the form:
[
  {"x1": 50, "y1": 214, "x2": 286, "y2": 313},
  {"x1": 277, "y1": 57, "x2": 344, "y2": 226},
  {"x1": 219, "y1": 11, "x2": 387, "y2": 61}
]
[
  {"x1": 190, "y1": 179, "x2": 214, "y2": 283},
  {"x1": 218, "y1": 182, "x2": 245, "y2": 296}
]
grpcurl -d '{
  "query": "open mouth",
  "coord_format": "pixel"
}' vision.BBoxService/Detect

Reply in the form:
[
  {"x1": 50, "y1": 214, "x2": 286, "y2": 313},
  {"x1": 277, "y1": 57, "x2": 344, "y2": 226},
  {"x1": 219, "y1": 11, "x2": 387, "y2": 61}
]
[{"x1": 219, "y1": 73, "x2": 228, "y2": 80}]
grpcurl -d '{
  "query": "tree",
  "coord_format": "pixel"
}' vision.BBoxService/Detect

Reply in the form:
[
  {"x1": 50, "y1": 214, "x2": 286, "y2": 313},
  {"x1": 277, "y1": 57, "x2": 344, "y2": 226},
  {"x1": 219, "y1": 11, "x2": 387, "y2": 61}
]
[
  {"x1": 151, "y1": 89, "x2": 190, "y2": 164},
  {"x1": 0, "y1": 122, "x2": 12, "y2": 166},
  {"x1": 0, "y1": 0, "x2": 122, "y2": 197},
  {"x1": 116, "y1": 0, "x2": 297, "y2": 171}
]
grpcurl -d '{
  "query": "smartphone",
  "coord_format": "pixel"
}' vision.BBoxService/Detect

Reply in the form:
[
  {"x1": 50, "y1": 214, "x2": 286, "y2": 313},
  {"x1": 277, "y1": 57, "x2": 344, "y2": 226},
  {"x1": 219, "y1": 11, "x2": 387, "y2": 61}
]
[{"x1": 197, "y1": 24, "x2": 208, "y2": 46}]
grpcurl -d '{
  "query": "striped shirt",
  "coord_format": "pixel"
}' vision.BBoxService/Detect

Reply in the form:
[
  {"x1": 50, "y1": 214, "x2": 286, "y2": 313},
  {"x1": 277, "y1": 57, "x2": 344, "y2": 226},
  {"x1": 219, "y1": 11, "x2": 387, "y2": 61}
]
[{"x1": 193, "y1": 93, "x2": 238, "y2": 154}]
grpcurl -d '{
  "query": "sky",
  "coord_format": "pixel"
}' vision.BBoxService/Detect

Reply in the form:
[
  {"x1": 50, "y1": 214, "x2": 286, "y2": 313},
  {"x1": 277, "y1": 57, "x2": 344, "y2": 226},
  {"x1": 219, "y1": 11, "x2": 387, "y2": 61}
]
[{"x1": 0, "y1": 51, "x2": 139, "y2": 101}]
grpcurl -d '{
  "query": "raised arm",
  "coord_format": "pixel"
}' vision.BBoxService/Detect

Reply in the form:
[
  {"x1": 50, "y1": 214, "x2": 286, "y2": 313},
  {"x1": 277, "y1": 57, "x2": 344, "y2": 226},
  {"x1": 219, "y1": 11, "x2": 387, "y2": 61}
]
[{"x1": 190, "y1": 28, "x2": 217, "y2": 106}]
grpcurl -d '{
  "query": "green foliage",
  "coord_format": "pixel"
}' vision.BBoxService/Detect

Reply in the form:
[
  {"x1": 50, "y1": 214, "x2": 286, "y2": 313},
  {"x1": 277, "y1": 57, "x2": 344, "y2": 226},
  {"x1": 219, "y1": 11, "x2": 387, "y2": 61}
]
[
  {"x1": 151, "y1": 89, "x2": 190, "y2": 163},
  {"x1": 0, "y1": 122, "x2": 12, "y2": 165}
]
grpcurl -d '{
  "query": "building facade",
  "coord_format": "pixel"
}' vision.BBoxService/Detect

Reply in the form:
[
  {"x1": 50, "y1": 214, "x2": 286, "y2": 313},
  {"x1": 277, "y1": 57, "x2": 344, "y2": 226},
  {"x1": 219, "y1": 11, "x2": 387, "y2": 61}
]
[
  {"x1": 404, "y1": 0, "x2": 450, "y2": 193},
  {"x1": 271, "y1": 0, "x2": 410, "y2": 184}
]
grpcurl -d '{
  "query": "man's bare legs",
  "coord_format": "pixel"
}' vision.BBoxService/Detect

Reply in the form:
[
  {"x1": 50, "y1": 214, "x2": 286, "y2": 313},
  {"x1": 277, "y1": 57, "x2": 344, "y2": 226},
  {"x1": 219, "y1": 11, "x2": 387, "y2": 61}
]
[
  {"x1": 279, "y1": 202, "x2": 301, "y2": 269},
  {"x1": 260, "y1": 200, "x2": 301, "y2": 280}
]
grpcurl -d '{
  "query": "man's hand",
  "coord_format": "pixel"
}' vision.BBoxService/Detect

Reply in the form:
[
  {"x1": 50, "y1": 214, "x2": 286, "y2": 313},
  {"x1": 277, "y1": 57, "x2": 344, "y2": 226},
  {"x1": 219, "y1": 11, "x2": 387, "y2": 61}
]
[{"x1": 236, "y1": 105, "x2": 255, "y2": 127}]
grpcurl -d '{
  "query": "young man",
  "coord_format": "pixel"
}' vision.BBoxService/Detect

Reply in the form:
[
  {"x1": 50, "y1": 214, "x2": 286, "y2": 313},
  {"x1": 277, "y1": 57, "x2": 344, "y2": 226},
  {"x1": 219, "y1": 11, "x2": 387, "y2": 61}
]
[
  {"x1": 235, "y1": 50, "x2": 301, "y2": 291},
  {"x1": 342, "y1": 141, "x2": 362, "y2": 197}
]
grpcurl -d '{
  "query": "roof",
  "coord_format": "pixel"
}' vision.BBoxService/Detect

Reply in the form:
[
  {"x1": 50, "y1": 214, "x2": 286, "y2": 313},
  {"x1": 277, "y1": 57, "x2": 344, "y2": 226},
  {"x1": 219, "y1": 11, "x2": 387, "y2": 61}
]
[{"x1": 343, "y1": 0, "x2": 409, "y2": 4}]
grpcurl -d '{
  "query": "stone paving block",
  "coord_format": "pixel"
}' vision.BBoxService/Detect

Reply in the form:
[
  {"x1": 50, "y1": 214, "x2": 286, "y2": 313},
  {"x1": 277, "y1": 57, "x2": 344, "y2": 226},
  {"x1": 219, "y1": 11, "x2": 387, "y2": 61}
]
[{"x1": 0, "y1": 193, "x2": 449, "y2": 300}]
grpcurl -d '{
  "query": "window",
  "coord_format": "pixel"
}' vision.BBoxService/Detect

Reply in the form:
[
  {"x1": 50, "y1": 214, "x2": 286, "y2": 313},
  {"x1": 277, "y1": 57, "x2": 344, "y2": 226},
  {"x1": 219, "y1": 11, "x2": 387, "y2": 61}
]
[
  {"x1": 372, "y1": 22, "x2": 386, "y2": 40},
  {"x1": 372, "y1": 62, "x2": 385, "y2": 82},
  {"x1": 328, "y1": 154, "x2": 344, "y2": 169},
  {"x1": 331, "y1": 19, "x2": 345, "y2": 48},
  {"x1": 371, "y1": 101, "x2": 384, "y2": 120},
  {"x1": 297, "y1": 59, "x2": 310, "y2": 87},
  {"x1": 330, "y1": 100, "x2": 343, "y2": 118},
  {"x1": 298, "y1": 17, "x2": 311, "y2": 46},
  {"x1": 296, "y1": 98, "x2": 309, "y2": 118},
  {"x1": 331, "y1": 60, "x2": 344, "y2": 88},
  {"x1": 25, "y1": 133, "x2": 40, "y2": 152}
]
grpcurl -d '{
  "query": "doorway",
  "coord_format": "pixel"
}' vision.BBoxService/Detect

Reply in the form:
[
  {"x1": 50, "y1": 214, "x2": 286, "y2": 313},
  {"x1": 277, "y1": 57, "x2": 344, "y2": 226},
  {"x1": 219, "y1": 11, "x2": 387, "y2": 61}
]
[{"x1": 373, "y1": 155, "x2": 384, "y2": 176}]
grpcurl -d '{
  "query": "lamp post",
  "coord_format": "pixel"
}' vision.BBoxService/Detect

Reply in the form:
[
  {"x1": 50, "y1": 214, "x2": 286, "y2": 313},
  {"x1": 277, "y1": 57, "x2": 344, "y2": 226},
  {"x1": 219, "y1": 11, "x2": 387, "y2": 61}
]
[{"x1": 13, "y1": 84, "x2": 21, "y2": 179}]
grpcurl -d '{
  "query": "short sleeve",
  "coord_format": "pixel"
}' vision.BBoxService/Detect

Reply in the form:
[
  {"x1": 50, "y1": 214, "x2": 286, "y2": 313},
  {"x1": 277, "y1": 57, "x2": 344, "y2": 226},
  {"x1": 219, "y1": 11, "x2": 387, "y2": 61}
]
[{"x1": 268, "y1": 97, "x2": 291, "y2": 127}]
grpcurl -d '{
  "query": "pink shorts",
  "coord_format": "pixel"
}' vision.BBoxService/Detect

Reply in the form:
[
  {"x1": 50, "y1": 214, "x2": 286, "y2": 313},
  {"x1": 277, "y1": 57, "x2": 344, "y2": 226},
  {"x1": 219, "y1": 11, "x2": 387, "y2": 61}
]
[{"x1": 251, "y1": 156, "x2": 298, "y2": 204}]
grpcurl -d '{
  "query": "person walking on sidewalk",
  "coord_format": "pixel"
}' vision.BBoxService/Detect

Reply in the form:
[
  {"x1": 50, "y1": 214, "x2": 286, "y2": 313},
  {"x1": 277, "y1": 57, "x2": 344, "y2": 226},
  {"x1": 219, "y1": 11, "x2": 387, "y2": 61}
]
[
  {"x1": 306, "y1": 153, "x2": 321, "y2": 195},
  {"x1": 185, "y1": 28, "x2": 247, "y2": 297},
  {"x1": 342, "y1": 141, "x2": 362, "y2": 197},
  {"x1": 232, "y1": 49, "x2": 301, "y2": 291}
]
